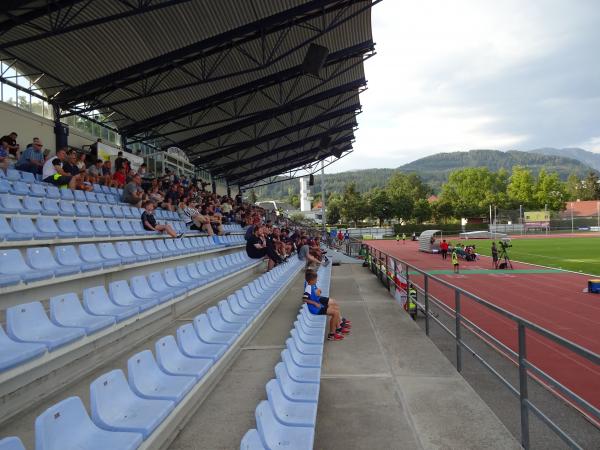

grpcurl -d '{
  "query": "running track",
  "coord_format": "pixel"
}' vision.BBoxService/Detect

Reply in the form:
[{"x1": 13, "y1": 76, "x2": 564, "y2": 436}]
[{"x1": 367, "y1": 239, "x2": 600, "y2": 421}]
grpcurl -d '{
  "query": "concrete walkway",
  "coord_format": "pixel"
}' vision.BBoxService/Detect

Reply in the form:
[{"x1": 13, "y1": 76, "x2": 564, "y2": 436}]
[{"x1": 169, "y1": 263, "x2": 520, "y2": 450}]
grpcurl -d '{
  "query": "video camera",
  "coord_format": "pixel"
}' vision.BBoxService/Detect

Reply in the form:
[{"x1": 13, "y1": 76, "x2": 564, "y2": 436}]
[{"x1": 499, "y1": 239, "x2": 512, "y2": 250}]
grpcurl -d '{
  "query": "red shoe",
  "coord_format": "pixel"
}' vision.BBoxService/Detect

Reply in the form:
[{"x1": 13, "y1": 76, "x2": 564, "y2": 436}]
[
  {"x1": 341, "y1": 323, "x2": 351, "y2": 329},
  {"x1": 327, "y1": 333, "x2": 344, "y2": 341},
  {"x1": 342, "y1": 319, "x2": 352, "y2": 325},
  {"x1": 337, "y1": 327, "x2": 351, "y2": 334}
]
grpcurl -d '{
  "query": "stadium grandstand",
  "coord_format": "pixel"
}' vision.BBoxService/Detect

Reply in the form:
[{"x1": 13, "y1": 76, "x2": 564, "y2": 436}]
[{"x1": 0, "y1": 2, "x2": 597, "y2": 450}]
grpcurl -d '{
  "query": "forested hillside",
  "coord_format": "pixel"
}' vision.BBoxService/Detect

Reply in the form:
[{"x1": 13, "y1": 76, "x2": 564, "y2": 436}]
[{"x1": 253, "y1": 149, "x2": 596, "y2": 201}]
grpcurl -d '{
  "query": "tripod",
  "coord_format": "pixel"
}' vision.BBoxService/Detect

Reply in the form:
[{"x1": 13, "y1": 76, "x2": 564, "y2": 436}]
[{"x1": 498, "y1": 246, "x2": 513, "y2": 270}]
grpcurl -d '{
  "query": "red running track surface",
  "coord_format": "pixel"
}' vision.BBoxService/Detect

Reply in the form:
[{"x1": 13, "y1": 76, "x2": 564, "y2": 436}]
[{"x1": 367, "y1": 239, "x2": 600, "y2": 419}]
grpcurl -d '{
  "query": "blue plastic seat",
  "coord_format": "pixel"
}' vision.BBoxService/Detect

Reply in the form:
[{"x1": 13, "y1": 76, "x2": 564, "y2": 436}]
[
  {"x1": 75, "y1": 218, "x2": 96, "y2": 237},
  {"x1": 129, "y1": 240, "x2": 151, "y2": 261},
  {"x1": 97, "y1": 242, "x2": 122, "y2": 264},
  {"x1": 155, "y1": 239, "x2": 175, "y2": 256},
  {"x1": 58, "y1": 200, "x2": 76, "y2": 216},
  {"x1": 289, "y1": 332, "x2": 323, "y2": 357},
  {"x1": 11, "y1": 180, "x2": 30, "y2": 196},
  {"x1": 92, "y1": 219, "x2": 111, "y2": 236},
  {"x1": 286, "y1": 339, "x2": 321, "y2": 368},
  {"x1": 106, "y1": 219, "x2": 123, "y2": 236},
  {"x1": 274, "y1": 362, "x2": 319, "y2": 403},
  {"x1": 41, "y1": 198, "x2": 60, "y2": 216},
  {"x1": 130, "y1": 275, "x2": 171, "y2": 304},
  {"x1": 122, "y1": 206, "x2": 135, "y2": 218},
  {"x1": 120, "y1": 220, "x2": 135, "y2": 236},
  {"x1": 22, "y1": 196, "x2": 42, "y2": 215},
  {"x1": 0, "y1": 217, "x2": 19, "y2": 240},
  {"x1": 193, "y1": 313, "x2": 237, "y2": 345},
  {"x1": 101, "y1": 185, "x2": 112, "y2": 194},
  {"x1": 109, "y1": 186, "x2": 119, "y2": 195},
  {"x1": 101, "y1": 205, "x2": 114, "y2": 218},
  {"x1": 0, "y1": 179, "x2": 10, "y2": 194},
  {"x1": 0, "y1": 437, "x2": 26, "y2": 450},
  {"x1": 88, "y1": 203, "x2": 103, "y2": 217},
  {"x1": 85, "y1": 191, "x2": 98, "y2": 203},
  {"x1": 147, "y1": 271, "x2": 183, "y2": 299},
  {"x1": 34, "y1": 217, "x2": 62, "y2": 239},
  {"x1": 226, "y1": 296, "x2": 256, "y2": 318},
  {"x1": 73, "y1": 190, "x2": 87, "y2": 202},
  {"x1": 164, "y1": 238, "x2": 182, "y2": 256},
  {"x1": 109, "y1": 280, "x2": 158, "y2": 311},
  {"x1": 36, "y1": 396, "x2": 142, "y2": 450},
  {"x1": 112, "y1": 205, "x2": 125, "y2": 218},
  {"x1": 115, "y1": 241, "x2": 139, "y2": 263},
  {"x1": 90, "y1": 369, "x2": 175, "y2": 439},
  {"x1": 175, "y1": 238, "x2": 190, "y2": 254},
  {"x1": 281, "y1": 350, "x2": 320, "y2": 383},
  {"x1": 175, "y1": 265, "x2": 203, "y2": 289},
  {"x1": 240, "y1": 429, "x2": 266, "y2": 450},
  {"x1": 143, "y1": 240, "x2": 162, "y2": 258},
  {"x1": 45, "y1": 185, "x2": 60, "y2": 199},
  {"x1": 206, "y1": 306, "x2": 245, "y2": 334},
  {"x1": 155, "y1": 335, "x2": 213, "y2": 380},
  {"x1": 6, "y1": 169, "x2": 21, "y2": 181},
  {"x1": 81, "y1": 243, "x2": 120, "y2": 269},
  {"x1": 127, "y1": 350, "x2": 195, "y2": 403},
  {"x1": 266, "y1": 378, "x2": 317, "y2": 427},
  {"x1": 177, "y1": 323, "x2": 226, "y2": 361},
  {"x1": 217, "y1": 300, "x2": 249, "y2": 325},
  {"x1": 29, "y1": 182, "x2": 46, "y2": 197},
  {"x1": 0, "y1": 194, "x2": 22, "y2": 214},
  {"x1": 185, "y1": 263, "x2": 208, "y2": 282},
  {"x1": 132, "y1": 220, "x2": 151, "y2": 235},
  {"x1": 59, "y1": 188, "x2": 74, "y2": 201},
  {"x1": 163, "y1": 268, "x2": 190, "y2": 294},
  {"x1": 27, "y1": 247, "x2": 80, "y2": 277},
  {"x1": 6, "y1": 301, "x2": 85, "y2": 351},
  {"x1": 56, "y1": 218, "x2": 79, "y2": 238},
  {"x1": 1, "y1": 248, "x2": 51, "y2": 285},
  {"x1": 7, "y1": 216, "x2": 36, "y2": 240},
  {"x1": 74, "y1": 202, "x2": 90, "y2": 217},
  {"x1": 82, "y1": 286, "x2": 139, "y2": 321},
  {"x1": 50, "y1": 293, "x2": 115, "y2": 334},
  {"x1": 255, "y1": 401, "x2": 314, "y2": 450},
  {"x1": 0, "y1": 325, "x2": 46, "y2": 371},
  {"x1": 56, "y1": 245, "x2": 101, "y2": 272}
]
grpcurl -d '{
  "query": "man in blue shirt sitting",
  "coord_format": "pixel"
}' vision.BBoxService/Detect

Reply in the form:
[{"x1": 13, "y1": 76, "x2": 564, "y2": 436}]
[{"x1": 16, "y1": 137, "x2": 44, "y2": 174}]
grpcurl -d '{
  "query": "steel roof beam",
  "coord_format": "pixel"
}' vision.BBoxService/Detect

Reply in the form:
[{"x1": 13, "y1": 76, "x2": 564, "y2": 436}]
[
  {"x1": 233, "y1": 144, "x2": 353, "y2": 185},
  {"x1": 0, "y1": 0, "x2": 194, "y2": 49},
  {"x1": 186, "y1": 103, "x2": 360, "y2": 161},
  {"x1": 225, "y1": 136, "x2": 354, "y2": 181},
  {"x1": 119, "y1": 41, "x2": 373, "y2": 134},
  {"x1": 131, "y1": 78, "x2": 363, "y2": 144},
  {"x1": 53, "y1": 0, "x2": 362, "y2": 105},
  {"x1": 211, "y1": 123, "x2": 356, "y2": 174},
  {"x1": 0, "y1": 1, "x2": 87, "y2": 34}
]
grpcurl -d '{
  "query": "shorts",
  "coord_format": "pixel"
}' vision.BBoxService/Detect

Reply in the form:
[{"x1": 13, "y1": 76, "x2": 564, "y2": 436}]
[{"x1": 44, "y1": 175, "x2": 72, "y2": 186}]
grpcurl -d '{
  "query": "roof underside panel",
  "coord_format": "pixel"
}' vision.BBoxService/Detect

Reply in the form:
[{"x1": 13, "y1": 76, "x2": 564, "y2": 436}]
[{"x1": 0, "y1": 0, "x2": 376, "y2": 185}]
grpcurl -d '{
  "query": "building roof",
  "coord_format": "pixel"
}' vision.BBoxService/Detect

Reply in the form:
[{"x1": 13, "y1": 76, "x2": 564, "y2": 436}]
[{"x1": 0, "y1": 0, "x2": 377, "y2": 186}]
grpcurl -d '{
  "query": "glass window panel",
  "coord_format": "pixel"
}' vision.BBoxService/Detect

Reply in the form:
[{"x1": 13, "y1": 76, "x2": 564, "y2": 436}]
[
  {"x1": 31, "y1": 98, "x2": 43, "y2": 116},
  {"x1": 3, "y1": 83, "x2": 16, "y2": 106},
  {"x1": 17, "y1": 75, "x2": 30, "y2": 88},
  {"x1": 43, "y1": 102, "x2": 53, "y2": 119},
  {"x1": 101, "y1": 127, "x2": 109, "y2": 140},
  {"x1": 17, "y1": 91, "x2": 31, "y2": 111}
]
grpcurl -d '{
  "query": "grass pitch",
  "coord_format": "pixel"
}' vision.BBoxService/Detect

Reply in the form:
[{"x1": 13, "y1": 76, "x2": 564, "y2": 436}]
[{"x1": 454, "y1": 236, "x2": 600, "y2": 276}]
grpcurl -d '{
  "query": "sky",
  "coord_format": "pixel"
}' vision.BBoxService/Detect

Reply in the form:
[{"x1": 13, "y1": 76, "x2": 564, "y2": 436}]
[{"x1": 330, "y1": 0, "x2": 600, "y2": 172}]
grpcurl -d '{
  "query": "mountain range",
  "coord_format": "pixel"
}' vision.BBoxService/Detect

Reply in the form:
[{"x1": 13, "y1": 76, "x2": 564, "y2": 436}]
[{"x1": 253, "y1": 148, "x2": 599, "y2": 200}]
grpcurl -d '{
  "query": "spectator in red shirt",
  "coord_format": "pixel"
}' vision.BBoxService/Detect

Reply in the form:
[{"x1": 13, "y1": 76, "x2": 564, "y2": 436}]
[
  {"x1": 439, "y1": 239, "x2": 449, "y2": 260},
  {"x1": 112, "y1": 166, "x2": 126, "y2": 187}
]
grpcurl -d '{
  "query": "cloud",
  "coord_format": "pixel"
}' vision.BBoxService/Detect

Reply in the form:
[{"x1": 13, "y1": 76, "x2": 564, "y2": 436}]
[{"x1": 329, "y1": 0, "x2": 600, "y2": 173}]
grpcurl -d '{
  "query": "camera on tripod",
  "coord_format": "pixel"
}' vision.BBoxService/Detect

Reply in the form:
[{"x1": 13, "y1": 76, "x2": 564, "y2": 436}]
[
  {"x1": 497, "y1": 238, "x2": 513, "y2": 270},
  {"x1": 499, "y1": 239, "x2": 512, "y2": 250}
]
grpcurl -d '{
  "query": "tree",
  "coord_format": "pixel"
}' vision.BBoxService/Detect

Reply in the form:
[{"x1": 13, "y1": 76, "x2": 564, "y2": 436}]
[
  {"x1": 340, "y1": 182, "x2": 367, "y2": 226},
  {"x1": 431, "y1": 200, "x2": 454, "y2": 223},
  {"x1": 534, "y1": 169, "x2": 566, "y2": 211},
  {"x1": 507, "y1": 166, "x2": 535, "y2": 208},
  {"x1": 565, "y1": 172, "x2": 581, "y2": 201},
  {"x1": 440, "y1": 167, "x2": 508, "y2": 217},
  {"x1": 366, "y1": 188, "x2": 394, "y2": 226},
  {"x1": 390, "y1": 192, "x2": 414, "y2": 222},
  {"x1": 288, "y1": 193, "x2": 300, "y2": 208},
  {"x1": 579, "y1": 172, "x2": 600, "y2": 200},
  {"x1": 387, "y1": 172, "x2": 431, "y2": 202},
  {"x1": 413, "y1": 198, "x2": 432, "y2": 224},
  {"x1": 327, "y1": 195, "x2": 342, "y2": 225}
]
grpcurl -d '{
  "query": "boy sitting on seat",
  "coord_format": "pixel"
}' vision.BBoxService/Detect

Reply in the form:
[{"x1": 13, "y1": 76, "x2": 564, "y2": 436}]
[{"x1": 303, "y1": 270, "x2": 351, "y2": 341}]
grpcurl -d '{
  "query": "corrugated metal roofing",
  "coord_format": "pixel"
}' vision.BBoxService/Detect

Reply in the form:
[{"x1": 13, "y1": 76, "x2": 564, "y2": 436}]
[{"x1": 0, "y1": 0, "x2": 377, "y2": 185}]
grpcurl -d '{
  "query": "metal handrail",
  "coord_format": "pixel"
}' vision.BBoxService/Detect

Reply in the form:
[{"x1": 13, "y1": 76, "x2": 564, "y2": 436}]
[{"x1": 365, "y1": 245, "x2": 600, "y2": 450}]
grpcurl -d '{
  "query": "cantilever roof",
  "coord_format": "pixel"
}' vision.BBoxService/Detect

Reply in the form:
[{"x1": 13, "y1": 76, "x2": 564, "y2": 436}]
[{"x1": 0, "y1": 0, "x2": 377, "y2": 185}]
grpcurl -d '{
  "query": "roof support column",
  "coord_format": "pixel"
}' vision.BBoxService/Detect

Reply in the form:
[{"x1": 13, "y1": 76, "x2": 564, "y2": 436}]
[{"x1": 53, "y1": 104, "x2": 69, "y2": 151}]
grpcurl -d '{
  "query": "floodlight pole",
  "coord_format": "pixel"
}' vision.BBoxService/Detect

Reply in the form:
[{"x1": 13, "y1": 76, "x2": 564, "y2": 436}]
[
  {"x1": 321, "y1": 160, "x2": 326, "y2": 232},
  {"x1": 570, "y1": 202, "x2": 574, "y2": 234}
]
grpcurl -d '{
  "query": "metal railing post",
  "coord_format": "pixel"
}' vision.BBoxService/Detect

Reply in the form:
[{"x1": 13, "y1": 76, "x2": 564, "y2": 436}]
[
  {"x1": 424, "y1": 274, "x2": 430, "y2": 335},
  {"x1": 518, "y1": 323, "x2": 530, "y2": 449},
  {"x1": 455, "y1": 290, "x2": 462, "y2": 372}
]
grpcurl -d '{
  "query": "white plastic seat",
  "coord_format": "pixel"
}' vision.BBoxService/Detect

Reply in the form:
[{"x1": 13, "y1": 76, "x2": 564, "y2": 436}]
[
  {"x1": 0, "y1": 325, "x2": 46, "y2": 371},
  {"x1": 266, "y1": 379, "x2": 317, "y2": 427},
  {"x1": 193, "y1": 314, "x2": 237, "y2": 345},
  {"x1": 82, "y1": 285, "x2": 139, "y2": 321},
  {"x1": 255, "y1": 401, "x2": 314, "y2": 450},
  {"x1": 50, "y1": 293, "x2": 115, "y2": 334},
  {"x1": 155, "y1": 335, "x2": 213, "y2": 380},
  {"x1": 274, "y1": 362, "x2": 319, "y2": 403},
  {"x1": 176, "y1": 324, "x2": 226, "y2": 362}
]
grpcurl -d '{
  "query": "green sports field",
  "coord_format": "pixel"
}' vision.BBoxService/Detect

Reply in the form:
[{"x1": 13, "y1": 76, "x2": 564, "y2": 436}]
[{"x1": 455, "y1": 236, "x2": 600, "y2": 276}]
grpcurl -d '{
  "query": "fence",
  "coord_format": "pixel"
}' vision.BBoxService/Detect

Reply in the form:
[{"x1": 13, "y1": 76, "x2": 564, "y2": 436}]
[{"x1": 364, "y1": 245, "x2": 600, "y2": 449}]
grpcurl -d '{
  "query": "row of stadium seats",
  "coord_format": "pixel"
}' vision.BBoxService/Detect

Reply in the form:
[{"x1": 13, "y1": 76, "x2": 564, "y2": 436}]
[
  {"x1": 0, "y1": 235, "x2": 244, "y2": 287},
  {"x1": 0, "y1": 216, "x2": 175, "y2": 241},
  {"x1": 0, "y1": 259, "x2": 303, "y2": 450},
  {"x1": 0, "y1": 180, "x2": 123, "y2": 206},
  {"x1": 0, "y1": 251, "x2": 255, "y2": 371},
  {"x1": 241, "y1": 263, "x2": 331, "y2": 450}
]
